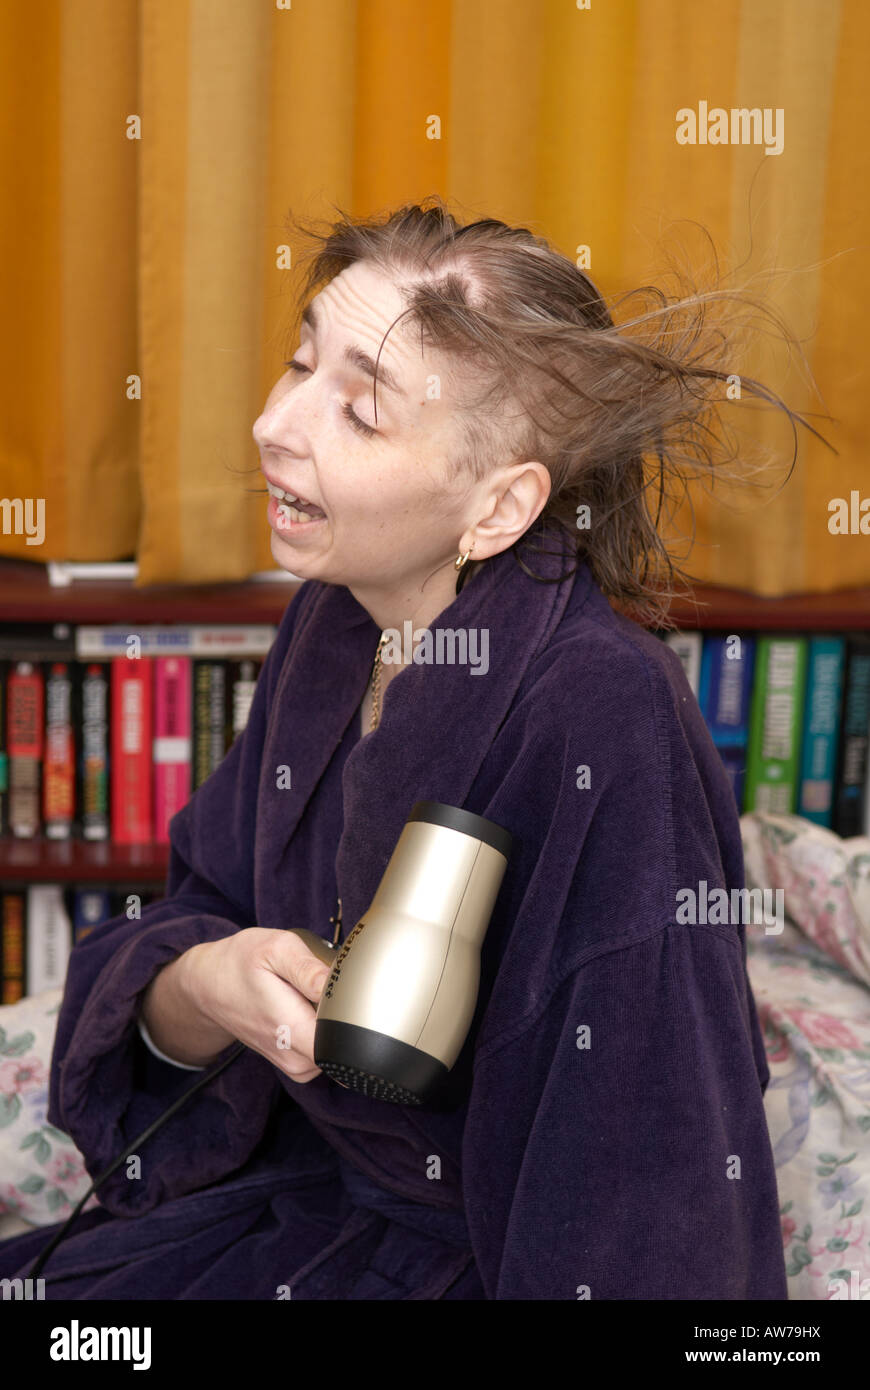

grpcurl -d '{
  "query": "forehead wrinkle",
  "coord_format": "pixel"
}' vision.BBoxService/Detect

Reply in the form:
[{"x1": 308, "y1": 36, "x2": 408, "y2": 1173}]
[{"x1": 301, "y1": 298, "x2": 408, "y2": 401}]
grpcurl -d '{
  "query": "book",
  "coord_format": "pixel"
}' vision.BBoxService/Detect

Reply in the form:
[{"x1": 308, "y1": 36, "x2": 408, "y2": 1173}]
[
  {"x1": 1, "y1": 890, "x2": 25, "y2": 1003},
  {"x1": 833, "y1": 635, "x2": 870, "y2": 837},
  {"x1": 7, "y1": 661, "x2": 43, "y2": 837},
  {"x1": 697, "y1": 635, "x2": 756, "y2": 812},
  {"x1": 744, "y1": 636, "x2": 808, "y2": 814},
  {"x1": 72, "y1": 887, "x2": 113, "y2": 944},
  {"x1": 0, "y1": 662, "x2": 7, "y2": 835},
  {"x1": 797, "y1": 637, "x2": 846, "y2": 827},
  {"x1": 111, "y1": 656, "x2": 153, "y2": 843},
  {"x1": 665, "y1": 631, "x2": 703, "y2": 697},
  {"x1": 153, "y1": 655, "x2": 192, "y2": 842},
  {"x1": 229, "y1": 659, "x2": 261, "y2": 739},
  {"x1": 25, "y1": 884, "x2": 72, "y2": 994},
  {"x1": 80, "y1": 663, "x2": 110, "y2": 840},
  {"x1": 76, "y1": 624, "x2": 276, "y2": 659},
  {"x1": 193, "y1": 660, "x2": 228, "y2": 789},
  {"x1": 43, "y1": 661, "x2": 75, "y2": 839}
]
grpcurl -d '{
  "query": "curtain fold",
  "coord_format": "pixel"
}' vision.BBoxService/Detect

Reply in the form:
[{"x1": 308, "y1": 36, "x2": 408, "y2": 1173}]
[{"x1": 0, "y1": 0, "x2": 866, "y2": 592}]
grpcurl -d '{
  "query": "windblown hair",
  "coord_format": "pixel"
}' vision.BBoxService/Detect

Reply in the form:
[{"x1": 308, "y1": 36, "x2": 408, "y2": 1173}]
[{"x1": 282, "y1": 195, "x2": 830, "y2": 627}]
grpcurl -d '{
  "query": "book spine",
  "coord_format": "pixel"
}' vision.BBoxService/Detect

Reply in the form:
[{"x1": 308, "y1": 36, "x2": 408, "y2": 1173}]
[
  {"x1": 0, "y1": 661, "x2": 6, "y2": 836},
  {"x1": 25, "y1": 884, "x2": 72, "y2": 995},
  {"x1": 81, "y1": 663, "x2": 110, "y2": 840},
  {"x1": 797, "y1": 637, "x2": 846, "y2": 826},
  {"x1": 1, "y1": 891, "x2": 25, "y2": 1004},
  {"x1": 665, "y1": 631, "x2": 703, "y2": 698},
  {"x1": 76, "y1": 625, "x2": 276, "y2": 658},
  {"x1": 7, "y1": 661, "x2": 44, "y2": 838},
  {"x1": 43, "y1": 661, "x2": 75, "y2": 839},
  {"x1": 744, "y1": 637, "x2": 808, "y2": 814},
  {"x1": 833, "y1": 637, "x2": 870, "y2": 837},
  {"x1": 697, "y1": 635, "x2": 756, "y2": 813},
  {"x1": 229, "y1": 659, "x2": 260, "y2": 740},
  {"x1": 111, "y1": 657, "x2": 153, "y2": 843},
  {"x1": 193, "y1": 660, "x2": 227, "y2": 789},
  {"x1": 153, "y1": 655, "x2": 191, "y2": 842},
  {"x1": 72, "y1": 887, "x2": 113, "y2": 944}
]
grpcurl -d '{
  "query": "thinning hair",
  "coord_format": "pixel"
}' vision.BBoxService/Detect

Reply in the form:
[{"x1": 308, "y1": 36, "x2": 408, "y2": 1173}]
[{"x1": 281, "y1": 195, "x2": 831, "y2": 626}]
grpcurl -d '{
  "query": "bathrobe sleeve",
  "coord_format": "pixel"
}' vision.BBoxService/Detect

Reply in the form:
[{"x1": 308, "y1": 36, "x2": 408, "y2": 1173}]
[
  {"x1": 460, "y1": 641, "x2": 786, "y2": 1301},
  {"x1": 47, "y1": 583, "x2": 318, "y2": 1219}
]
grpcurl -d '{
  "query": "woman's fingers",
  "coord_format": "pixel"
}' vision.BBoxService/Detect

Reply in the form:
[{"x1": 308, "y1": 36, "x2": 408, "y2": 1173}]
[{"x1": 262, "y1": 931, "x2": 332, "y2": 1004}]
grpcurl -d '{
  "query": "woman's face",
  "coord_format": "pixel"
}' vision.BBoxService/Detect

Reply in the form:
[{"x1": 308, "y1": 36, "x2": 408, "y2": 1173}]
[{"x1": 252, "y1": 260, "x2": 492, "y2": 594}]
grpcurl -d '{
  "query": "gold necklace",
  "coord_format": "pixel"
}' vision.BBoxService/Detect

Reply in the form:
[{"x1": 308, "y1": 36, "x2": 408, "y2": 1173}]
[{"x1": 369, "y1": 631, "x2": 390, "y2": 731}]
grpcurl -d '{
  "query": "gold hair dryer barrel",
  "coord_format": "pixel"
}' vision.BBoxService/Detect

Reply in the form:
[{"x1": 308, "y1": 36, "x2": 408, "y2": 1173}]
[{"x1": 306, "y1": 801, "x2": 511, "y2": 1105}]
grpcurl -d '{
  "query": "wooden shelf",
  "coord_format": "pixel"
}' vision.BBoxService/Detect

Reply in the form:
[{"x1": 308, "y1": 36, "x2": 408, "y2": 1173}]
[
  {"x1": 1, "y1": 556, "x2": 868, "y2": 629},
  {"x1": 0, "y1": 838, "x2": 169, "y2": 884},
  {"x1": 668, "y1": 584, "x2": 870, "y2": 631},
  {"x1": 0, "y1": 557, "x2": 300, "y2": 623}
]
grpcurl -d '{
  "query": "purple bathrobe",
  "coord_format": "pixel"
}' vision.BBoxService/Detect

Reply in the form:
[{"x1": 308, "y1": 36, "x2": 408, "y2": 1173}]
[{"x1": 0, "y1": 523, "x2": 787, "y2": 1299}]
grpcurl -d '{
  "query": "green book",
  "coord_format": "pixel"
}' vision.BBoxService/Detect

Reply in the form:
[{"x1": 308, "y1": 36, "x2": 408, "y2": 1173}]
[{"x1": 744, "y1": 636, "x2": 808, "y2": 814}]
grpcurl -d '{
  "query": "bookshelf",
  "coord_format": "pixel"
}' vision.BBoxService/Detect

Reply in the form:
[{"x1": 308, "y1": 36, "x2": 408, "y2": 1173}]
[
  {"x1": 0, "y1": 558, "x2": 299, "y2": 885},
  {"x1": 1, "y1": 554, "x2": 869, "y2": 886}
]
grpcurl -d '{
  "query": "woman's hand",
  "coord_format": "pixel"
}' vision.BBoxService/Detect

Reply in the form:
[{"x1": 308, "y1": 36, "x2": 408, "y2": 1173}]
[{"x1": 142, "y1": 928, "x2": 332, "y2": 1082}]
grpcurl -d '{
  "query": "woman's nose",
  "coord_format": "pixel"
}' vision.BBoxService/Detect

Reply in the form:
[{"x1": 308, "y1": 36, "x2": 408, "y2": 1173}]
[{"x1": 252, "y1": 380, "x2": 300, "y2": 449}]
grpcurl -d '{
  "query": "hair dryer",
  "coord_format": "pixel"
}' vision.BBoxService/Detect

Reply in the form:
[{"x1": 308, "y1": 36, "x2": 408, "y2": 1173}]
[{"x1": 290, "y1": 800, "x2": 512, "y2": 1105}]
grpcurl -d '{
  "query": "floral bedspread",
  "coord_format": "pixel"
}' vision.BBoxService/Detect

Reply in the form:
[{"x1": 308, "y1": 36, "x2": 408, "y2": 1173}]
[
  {"x1": 743, "y1": 813, "x2": 870, "y2": 1301},
  {"x1": 2, "y1": 812, "x2": 869, "y2": 1299}
]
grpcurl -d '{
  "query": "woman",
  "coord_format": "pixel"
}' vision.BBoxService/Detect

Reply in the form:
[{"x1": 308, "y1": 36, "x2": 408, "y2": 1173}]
[{"x1": 0, "y1": 198, "x2": 811, "y2": 1299}]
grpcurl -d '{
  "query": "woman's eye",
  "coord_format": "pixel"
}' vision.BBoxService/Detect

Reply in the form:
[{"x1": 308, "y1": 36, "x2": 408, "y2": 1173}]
[{"x1": 282, "y1": 360, "x2": 377, "y2": 438}]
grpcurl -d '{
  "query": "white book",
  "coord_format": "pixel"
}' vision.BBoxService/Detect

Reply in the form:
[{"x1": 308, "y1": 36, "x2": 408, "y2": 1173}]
[
  {"x1": 75, "y1": 624, "x2": 277, "y2": 659},
  {"x1": 25, "y1": 885, "x2": 73, "y2": 996},
  {"x1": 665, "y1": 631, "x2": 703, "y2": 699}
]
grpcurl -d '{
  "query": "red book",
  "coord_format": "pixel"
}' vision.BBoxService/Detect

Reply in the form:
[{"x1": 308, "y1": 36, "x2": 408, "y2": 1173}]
[
  {"x1": 153, "y1": 655, "x2": 192, "y2": 842},
  {"x1": 111, "y1": 656, "x2": 153, "y2": 843},
  {"x1": 7, "y1": 661, "x2": 43, "y2": 838}
]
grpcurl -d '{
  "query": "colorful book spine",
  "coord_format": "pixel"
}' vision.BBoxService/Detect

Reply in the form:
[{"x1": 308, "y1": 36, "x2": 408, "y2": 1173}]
[
  {"x1": 7, "y1": 661, "x2": 43, "y2": 838},
  {"x1": 744, "y1": 637, "x2": 808, "y2": 815},
  {"x1": 43, "y1": 661, "x2": 75, "y2": 839},
  {"x1": 697, "y1": 635, "x2": 756, "y2": 812},
  {"x1": 153, "y1": 656, "x2": 192, "y2": 842},
  {"x1": 1, "y1": 891, "x2": 25, "y2": 1003},
  {"x1": 76, "y1": 624, "x2": 276, "y2": 658},
  {"x1": 81, "y1": 663, "x2": 110, "y2": 840},
  {"x1": 0, "y1": 663, "x2": 7, "y2": 835},
  {"x1": 111, "y1": 656, "x2": 153, "y2": 843},
  {"x1": 797, "y1": 637, "x2": 846, "y2": 827},
  {"x1": 833, "y1": 636, "x2": 870, "y2": 838},
  {"x1": 193, "y1": 660, "x2": 228, "y2": 789}
]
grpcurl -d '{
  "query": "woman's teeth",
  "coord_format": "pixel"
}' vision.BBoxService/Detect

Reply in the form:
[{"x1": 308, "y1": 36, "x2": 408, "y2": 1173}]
[
  {"x1": 277, "y1": 502, "x2": 320, "y2": 525},
  {"x1": 265, "y1": 479, "x2": 325, "y2": 524}
]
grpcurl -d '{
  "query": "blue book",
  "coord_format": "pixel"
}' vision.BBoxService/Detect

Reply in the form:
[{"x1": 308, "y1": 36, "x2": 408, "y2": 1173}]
[
  {"x1": 797, "y1": 637, "x2": 846, "y2": 826},
  {"x1": 72, "y1": 888, "x2": 113, "y2": 944},
  {"x1": 698, "y1": 635, "x2": 756, "y2": 812}
]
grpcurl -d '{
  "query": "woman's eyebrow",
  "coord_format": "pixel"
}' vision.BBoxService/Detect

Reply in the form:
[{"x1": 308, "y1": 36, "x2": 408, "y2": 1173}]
[{"x1": 301, "y1": 300, "x2": 407, "y2": 400}]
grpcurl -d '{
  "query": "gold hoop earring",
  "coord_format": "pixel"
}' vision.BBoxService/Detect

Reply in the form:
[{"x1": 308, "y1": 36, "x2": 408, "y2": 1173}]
[{"x1": 454, "y1": 544, "x2": 474, "y2": 571}]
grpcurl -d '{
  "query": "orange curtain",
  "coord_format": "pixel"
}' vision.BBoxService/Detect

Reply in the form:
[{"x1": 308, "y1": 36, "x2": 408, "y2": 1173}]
[{"x1": 0, "y1": 0, "x2": 867, "y2": 592}]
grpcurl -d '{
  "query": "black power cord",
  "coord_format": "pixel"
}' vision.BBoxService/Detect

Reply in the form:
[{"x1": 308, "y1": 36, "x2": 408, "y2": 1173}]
[{"x1": 26, "y1": 1040, "x2": 246, "y2": 1280}]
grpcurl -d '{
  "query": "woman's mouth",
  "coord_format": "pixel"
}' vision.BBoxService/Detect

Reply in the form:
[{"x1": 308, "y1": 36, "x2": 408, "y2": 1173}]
[{"x1": 265, "y1": 479, "x2": 327, "y2": 533}]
